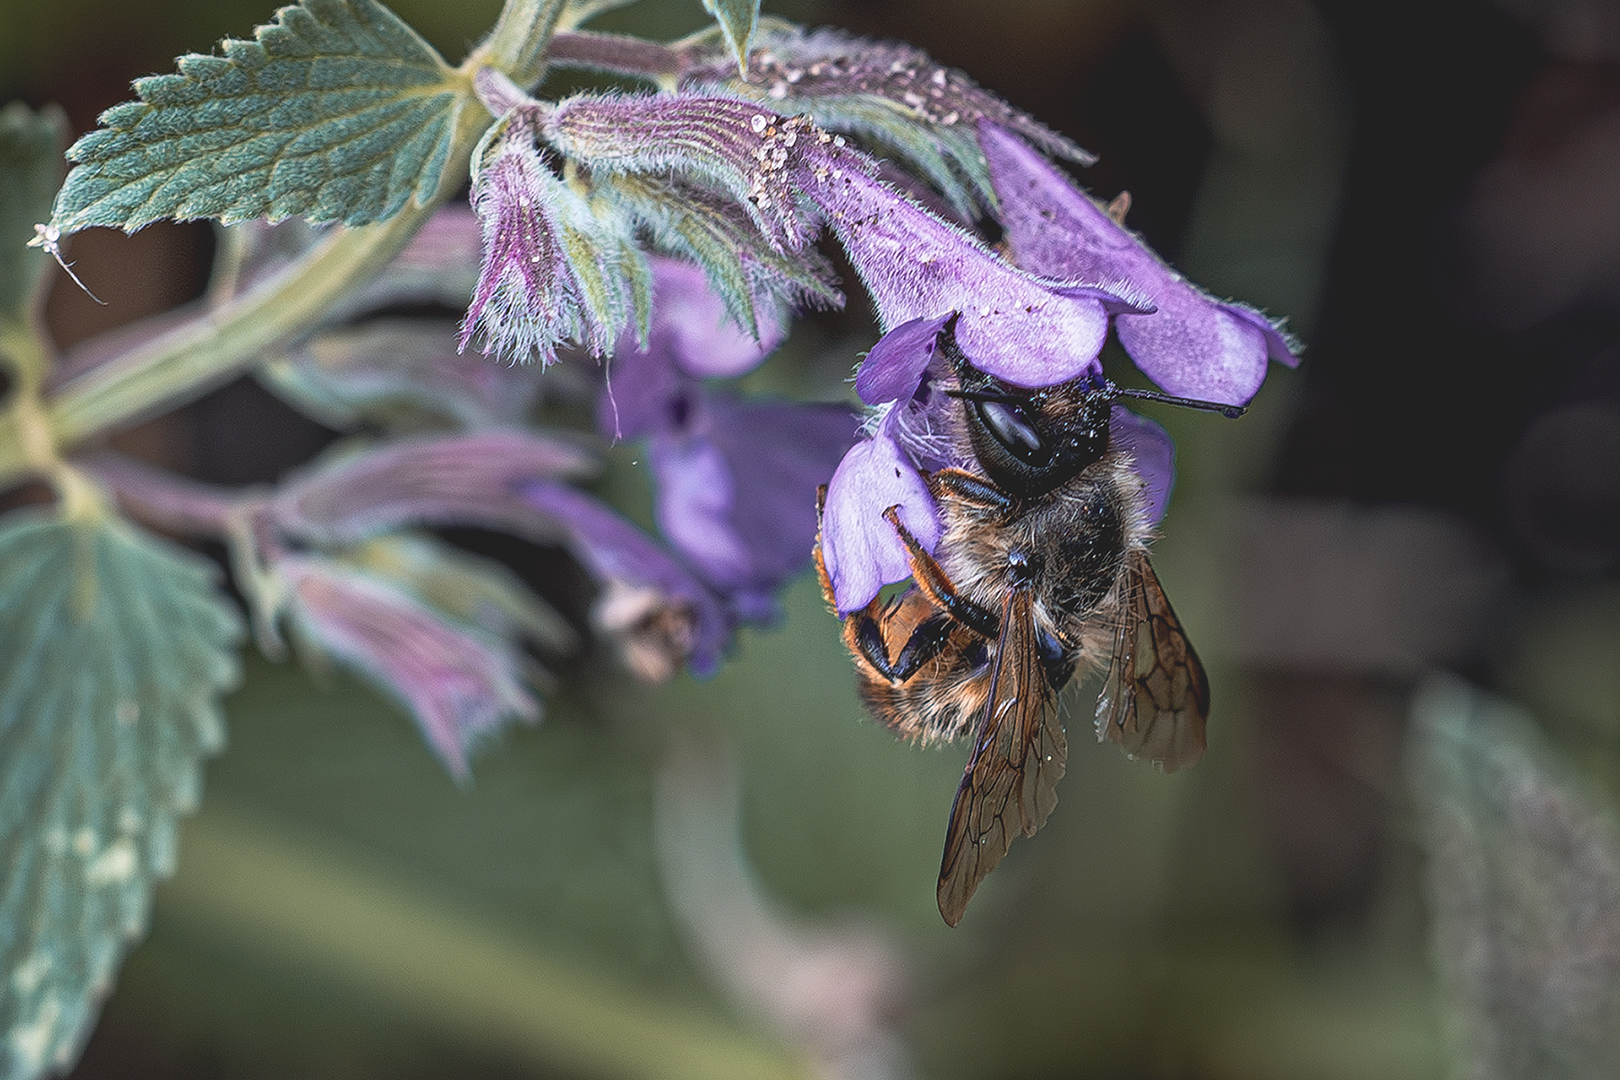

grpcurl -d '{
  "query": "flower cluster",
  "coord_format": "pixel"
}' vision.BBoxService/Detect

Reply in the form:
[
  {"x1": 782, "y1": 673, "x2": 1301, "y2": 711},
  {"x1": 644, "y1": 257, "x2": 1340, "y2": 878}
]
[{"x1": 80, "y1": 23, "x2": 1296, "y2": 780}]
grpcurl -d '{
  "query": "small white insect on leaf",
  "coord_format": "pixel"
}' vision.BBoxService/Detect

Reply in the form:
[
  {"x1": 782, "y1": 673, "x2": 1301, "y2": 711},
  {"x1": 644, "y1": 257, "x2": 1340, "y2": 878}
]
[{"x1": 27, "y1": 223, "x2": 106, "y2": 305}]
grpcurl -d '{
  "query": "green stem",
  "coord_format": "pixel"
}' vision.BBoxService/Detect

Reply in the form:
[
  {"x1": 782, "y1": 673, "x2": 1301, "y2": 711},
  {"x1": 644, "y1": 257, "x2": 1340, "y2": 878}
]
[
  {"x1": 165, "y1": 805, "x2": 812, "y2": 1080},
  {"x1": 478, "y1": 0, "x2": 569, "y2": 89}
]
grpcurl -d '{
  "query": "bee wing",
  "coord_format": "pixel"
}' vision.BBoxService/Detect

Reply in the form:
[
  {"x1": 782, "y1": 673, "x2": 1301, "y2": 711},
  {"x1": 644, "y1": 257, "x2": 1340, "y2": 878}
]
[
  {"x1": 1097, "y1": 549, "x2": 1210, "y2": 772},
  {"x1": 937, "y1": 589, "x2": 1067, "y2": 926}
]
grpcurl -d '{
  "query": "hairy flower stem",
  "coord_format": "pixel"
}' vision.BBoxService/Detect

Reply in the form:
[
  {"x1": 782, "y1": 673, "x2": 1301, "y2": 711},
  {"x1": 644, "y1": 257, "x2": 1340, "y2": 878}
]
[
  {"x1": 0, "y1": 0, "x2": 570, "y2": 492},
  {"x1": 546, "y1": 31, "x2": 681, "y2": 81},
  {"x1": 481, "y1": 0, "x2": 569, "y2": 89}
]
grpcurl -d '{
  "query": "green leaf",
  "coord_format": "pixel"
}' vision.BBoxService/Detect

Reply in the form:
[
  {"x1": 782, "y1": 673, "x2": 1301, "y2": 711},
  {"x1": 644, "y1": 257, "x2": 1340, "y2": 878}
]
[
  {"x1": 700, "y1": 0, "x2": 759, "y2": 76},
  {"x1": 1409, "y1": 677, "x2": 1620, "y2": 1078},
  {"x1": 0, "y1": 511, "x2": 241, "y2": 1079},
  {"x1": 0, "y1": 103, "x2": 65, "y2": 324},
  {"x1": 50, "y1": 0, "x2": 463, "y2": 234}
]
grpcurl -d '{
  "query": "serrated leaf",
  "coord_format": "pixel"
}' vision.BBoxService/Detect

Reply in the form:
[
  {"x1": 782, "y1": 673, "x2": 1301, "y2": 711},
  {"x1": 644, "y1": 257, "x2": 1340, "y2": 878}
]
[
  {"x1": 0, "y1": 511, "x2": 241, "y2": 1079},
  {"x1": 50, "y1": 0, "x2": 462, "y2": 234},
  {"x1": 700, "y1": 0, "x2": 759, "y2": 76},
  {"x1": 0, "y1": 104, "x2": 65, "y2": 323}
]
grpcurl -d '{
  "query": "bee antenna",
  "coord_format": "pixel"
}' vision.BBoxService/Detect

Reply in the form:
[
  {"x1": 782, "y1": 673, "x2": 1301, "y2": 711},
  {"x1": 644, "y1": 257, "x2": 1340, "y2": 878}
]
[{"x1": 1109, "y1": 384, "x2": 1247, "y2": 420}]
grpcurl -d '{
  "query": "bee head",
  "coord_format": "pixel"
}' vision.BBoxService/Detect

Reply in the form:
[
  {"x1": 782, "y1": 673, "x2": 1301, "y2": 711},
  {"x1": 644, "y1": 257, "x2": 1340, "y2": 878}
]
[{"x1": 939, "y1": 320, "x2": 1112, "y2": 499}]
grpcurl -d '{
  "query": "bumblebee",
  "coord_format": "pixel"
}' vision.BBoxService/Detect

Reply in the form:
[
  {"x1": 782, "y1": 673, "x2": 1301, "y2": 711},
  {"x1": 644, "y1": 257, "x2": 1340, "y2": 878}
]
[{"x1": 817, "y1": 328, "x2": 1214, "y2": 926}]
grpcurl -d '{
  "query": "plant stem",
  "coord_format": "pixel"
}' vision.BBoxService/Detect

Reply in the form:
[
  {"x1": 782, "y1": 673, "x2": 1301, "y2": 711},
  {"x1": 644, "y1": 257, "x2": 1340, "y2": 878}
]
[
  {"x1": 479, "y1": 0, "x2": 569, "y2": 89},
  {"x1": 547, "y1": 31, "x2": 681, "y2": 81},
  {"x1": 164, "y1": 805, "x2": 812, "y2": 1080}
]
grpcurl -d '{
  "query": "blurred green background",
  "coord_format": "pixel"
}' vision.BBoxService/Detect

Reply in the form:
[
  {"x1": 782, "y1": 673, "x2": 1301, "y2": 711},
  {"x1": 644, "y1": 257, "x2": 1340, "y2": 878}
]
[{"x1": 6, "y1": 0, "x2": 1620, "y2": 1077}]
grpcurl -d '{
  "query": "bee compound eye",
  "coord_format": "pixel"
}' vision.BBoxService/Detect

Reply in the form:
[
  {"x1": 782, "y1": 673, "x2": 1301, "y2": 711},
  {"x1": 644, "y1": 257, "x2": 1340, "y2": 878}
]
[{"x1": 974, "y1": 399, "x2": 1051, "y2": 467}]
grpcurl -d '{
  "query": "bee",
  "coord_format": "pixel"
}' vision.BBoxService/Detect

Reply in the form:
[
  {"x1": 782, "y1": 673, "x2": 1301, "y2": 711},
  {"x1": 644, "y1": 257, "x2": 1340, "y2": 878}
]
[{"x1": 817, "y1": 322, "x2": 1228, "y2": 926}]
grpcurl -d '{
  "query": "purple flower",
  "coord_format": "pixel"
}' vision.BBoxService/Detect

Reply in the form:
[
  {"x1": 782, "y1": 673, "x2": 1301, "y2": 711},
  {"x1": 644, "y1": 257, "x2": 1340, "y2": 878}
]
[
  {"x1": 811, "y1": 158, "x2": 1149, "y2": 388},
  {"x1": 600, "y1": 257, "x2": 857, "y2": 614},
  {"x1": 523, "y1": 480, "x2": 731, "y2": 679},
  {"x1": 653, "y1": 394, "x2": 856, "y2": 613},
  {"x1": 282, "y1": 556, "x2": 539, "y2": 781},
  {"x1": 979, "y1": 121, "x2": 1298, "y2": 406},
  {"x1": 815, "y1": 127, "x2": 1296, "y2": 612}
]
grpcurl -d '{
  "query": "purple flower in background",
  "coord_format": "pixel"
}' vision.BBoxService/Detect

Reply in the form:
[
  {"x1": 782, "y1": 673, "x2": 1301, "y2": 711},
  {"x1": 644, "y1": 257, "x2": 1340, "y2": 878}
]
[
  {"x1": 601, "y1": 257, "x2": 857, "y2": 616},
  {"x1": 523, "y1": 480, "x2": 732, "y2": 679},
  {"x1": 282, "y1": 557, "x2": 539, "y2": 781},
  {"x1": 979, "y1": 121, "x2": 1298, "y2": 406}
]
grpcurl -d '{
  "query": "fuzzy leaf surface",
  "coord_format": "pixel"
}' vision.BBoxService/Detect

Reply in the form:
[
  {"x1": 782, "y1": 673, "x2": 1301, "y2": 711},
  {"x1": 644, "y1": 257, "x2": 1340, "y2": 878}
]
[
  {"x1": 50, "y1": 0, "x2": 462, "y2": 233},
  {"x1": 0, "y1": 512, "x2": 240, "y2": 1079}
]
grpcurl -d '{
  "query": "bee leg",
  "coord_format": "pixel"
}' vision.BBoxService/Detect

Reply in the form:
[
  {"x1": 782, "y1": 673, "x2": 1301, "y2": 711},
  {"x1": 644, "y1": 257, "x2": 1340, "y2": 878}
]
[
  {"x1": 929, "y1": 468, "x2": 1015, "y2": 516},
  {"x1": 813, "y1": 484, "x2": 838, "y2": 611},
  {"x1": 881, "y1": 507, "x2": 1001, "y2": 641},
  {"x1": 850, "y1": 609, "x2": 958, "y2": 681}
]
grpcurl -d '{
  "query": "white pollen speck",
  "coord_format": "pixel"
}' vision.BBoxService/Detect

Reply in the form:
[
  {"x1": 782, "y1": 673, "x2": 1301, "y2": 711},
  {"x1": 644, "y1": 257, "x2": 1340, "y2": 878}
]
[
  {"x1": 11, "y1": 996, "x2": 62, "y2": 1073},
  {"x1": 931, "y1": 69, "x2": 948, "y2": 87},
  {"x1": 831, "y1": 134, "x2": 846, "y2": 147},
  {"x1": 902, "y1": 91, "x2": 925, "y2": 108},
  {"x1": 86, "y1": 838, "x2": 138, "y2": 886},
  {"x1": 114, "y1": 700, "x2": 139, "y2": 725},
  {"x1": 979, "y1": 305, "x2": 992, "y2": 317},
  {"x1": 750, "y1": 114, "x2": 768, "y2": 134}
]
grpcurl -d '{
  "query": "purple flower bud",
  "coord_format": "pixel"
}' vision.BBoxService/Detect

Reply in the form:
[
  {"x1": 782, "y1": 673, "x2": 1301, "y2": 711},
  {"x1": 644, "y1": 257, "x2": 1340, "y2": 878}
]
[
  {"x1": 543, "y1": 93, "x2": 833, "y2": 251},
  {"x1": 978, "y1": 121, "x2": 1298, "y2": 405},
  {"x1": 282, "y1": 556, "x2": 539, "y2": 780},
  {"x1": 461, "y1": 119, "x2": 641, "y2": 362},
  {"x1": 273, "y1": 431, "x2": 597, "y2": 546}
]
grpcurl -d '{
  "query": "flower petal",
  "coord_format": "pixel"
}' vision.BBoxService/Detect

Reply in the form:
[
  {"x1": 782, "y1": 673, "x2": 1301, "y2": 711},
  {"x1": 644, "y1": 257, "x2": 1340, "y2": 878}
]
[
  {"x1": 1109, "y1": 405, "x2": 1175, "y2": 527},
  {"x1": 652, "y1": 256, "x2": 785, "y2": 377},
  {"x1": 651, "y1": 433, "x2": 752, "y2": 589},
  {"x1": 811, "y1": 160, "x2": 1132, "y2": 387},
  {"x1": 979, "y1": 121, "x2": 1297, "y2": 404},
  {"x1": 855, "y1": 313, "x2": 951, "y2": 404},
  {"x1": 703, "y1": 396, "x2": 858, "y2": 593},
  {"x1": 819, "y1": 413, "x2": 942, "y2": 612},
  {"x1": 1114, "y1": 287, "x2": 1273, "y2": 405}
]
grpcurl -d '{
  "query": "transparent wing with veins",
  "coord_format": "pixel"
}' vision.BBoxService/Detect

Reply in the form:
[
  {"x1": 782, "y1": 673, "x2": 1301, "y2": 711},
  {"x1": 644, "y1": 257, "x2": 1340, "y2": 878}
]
[
  {"x1": 937, "y1": 588, "x2": 1068, "y2": 926},
  {"x1": 1096, "y1": 549, "x2": 1209, "y2": 772}
]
